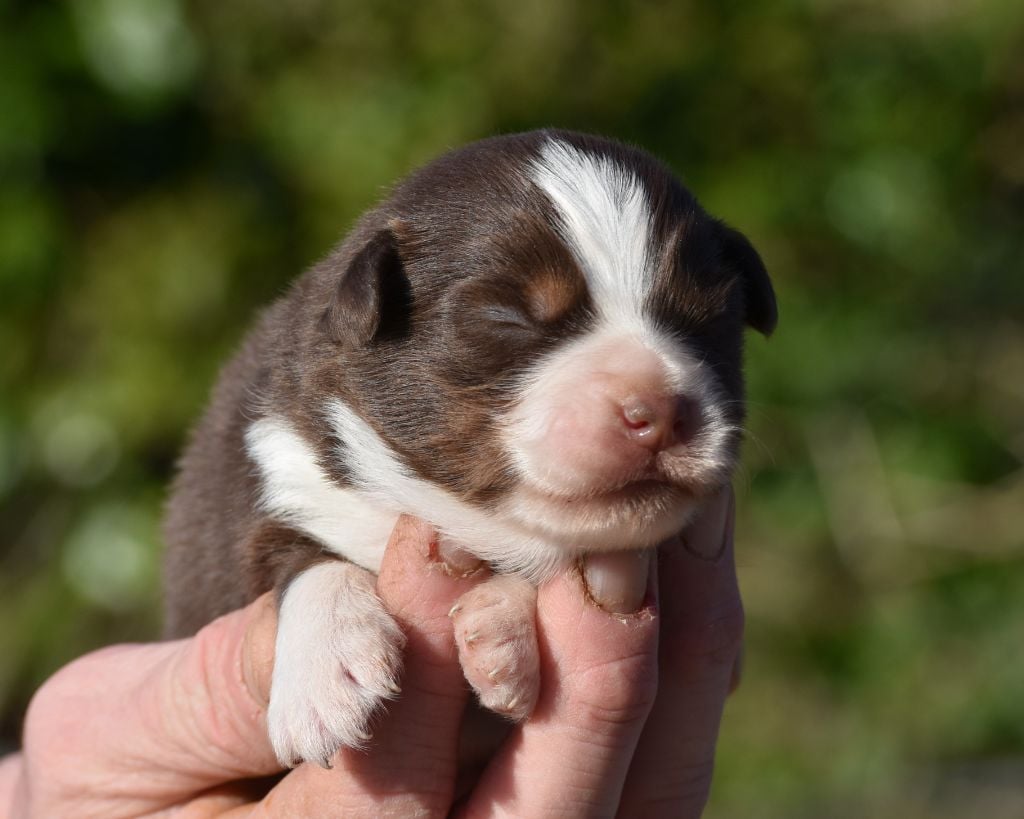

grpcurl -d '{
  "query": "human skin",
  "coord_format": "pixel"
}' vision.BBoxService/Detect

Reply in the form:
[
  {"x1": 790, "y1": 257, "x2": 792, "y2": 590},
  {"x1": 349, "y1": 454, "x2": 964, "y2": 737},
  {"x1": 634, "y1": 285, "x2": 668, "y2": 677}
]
[{"x1": 0, "y1": 487, "x2": 742, "y2": 818}]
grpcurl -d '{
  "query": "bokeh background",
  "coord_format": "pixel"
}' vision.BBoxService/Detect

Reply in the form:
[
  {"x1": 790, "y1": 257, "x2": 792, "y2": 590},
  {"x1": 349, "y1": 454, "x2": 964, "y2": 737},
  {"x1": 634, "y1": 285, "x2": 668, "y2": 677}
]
[{"x1": 2, "y1": 0, "x2": 1023, "y2": 815}]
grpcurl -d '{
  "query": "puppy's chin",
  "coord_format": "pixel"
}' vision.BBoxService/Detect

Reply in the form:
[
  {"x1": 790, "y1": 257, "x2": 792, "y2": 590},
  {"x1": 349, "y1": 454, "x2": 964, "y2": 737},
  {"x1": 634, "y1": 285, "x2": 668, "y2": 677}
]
[{"x1": 498, "y1": 478, "x2": 707, "y2": 553}]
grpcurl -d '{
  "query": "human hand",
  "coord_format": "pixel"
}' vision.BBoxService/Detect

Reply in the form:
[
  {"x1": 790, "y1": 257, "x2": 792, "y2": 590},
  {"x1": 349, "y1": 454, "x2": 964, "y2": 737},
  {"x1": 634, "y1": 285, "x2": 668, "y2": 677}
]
[{"x1": 0, "y1": 487, "x2": 741, "y2": 818}]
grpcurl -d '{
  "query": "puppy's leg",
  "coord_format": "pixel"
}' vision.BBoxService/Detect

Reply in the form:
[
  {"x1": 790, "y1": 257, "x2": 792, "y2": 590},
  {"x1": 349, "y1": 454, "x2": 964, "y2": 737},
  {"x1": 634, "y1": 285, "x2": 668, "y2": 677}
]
[
  {"x1": 268, "y1": 559, "x2": 405, "y2": 767},
  {"x1": 450, "y1": 574, "x2": 539, "y2": 722}
]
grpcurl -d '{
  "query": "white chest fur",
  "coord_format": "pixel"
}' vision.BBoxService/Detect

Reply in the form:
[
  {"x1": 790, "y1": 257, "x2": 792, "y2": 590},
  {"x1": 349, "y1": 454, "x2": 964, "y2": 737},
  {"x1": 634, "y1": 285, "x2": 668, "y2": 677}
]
[{"x1": 245, "y1": 416, "x2": 399, "y2": 573}]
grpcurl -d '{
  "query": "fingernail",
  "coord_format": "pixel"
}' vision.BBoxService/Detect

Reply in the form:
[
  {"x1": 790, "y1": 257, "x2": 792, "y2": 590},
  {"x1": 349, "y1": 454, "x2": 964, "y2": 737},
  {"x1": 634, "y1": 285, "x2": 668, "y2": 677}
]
[
  {"x1": 392, "y1": 514, "x2": 433, "y2": 558},
  {"x1": 682, "y1": 487, "x2": 734, "y2": 562},
  {"x1": 436, "y1": 537, "x2": 484, "y2": 576},
  {"x1": 582, "y1": 550, "x2": 652, "y2": 614},
  {"x1": 242, "y1": 594, "x2": 278, "y2": 707}
]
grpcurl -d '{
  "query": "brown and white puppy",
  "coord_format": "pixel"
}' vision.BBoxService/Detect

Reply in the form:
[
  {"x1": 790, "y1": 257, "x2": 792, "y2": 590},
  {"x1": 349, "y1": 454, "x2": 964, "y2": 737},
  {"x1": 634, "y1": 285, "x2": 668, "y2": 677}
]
[{"x1": 163, "y1": 130, "x2": 776, "y2": 767}]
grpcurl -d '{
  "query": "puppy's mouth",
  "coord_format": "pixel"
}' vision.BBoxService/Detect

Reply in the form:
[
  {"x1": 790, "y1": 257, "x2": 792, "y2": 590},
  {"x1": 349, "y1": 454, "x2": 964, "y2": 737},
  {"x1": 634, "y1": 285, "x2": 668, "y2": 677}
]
[
  {"x1": 502, "y1": 472, "x2": 701, "y2": 548},
  {"x1": 526, "y1": 459, "x2": 710, "y2": 505},
  {"x1": 545, "y1": 476, "x2": 683, "y2": 504},
  {"x1": 496, "y1": 423, "x2": 738, "y2": 549}
]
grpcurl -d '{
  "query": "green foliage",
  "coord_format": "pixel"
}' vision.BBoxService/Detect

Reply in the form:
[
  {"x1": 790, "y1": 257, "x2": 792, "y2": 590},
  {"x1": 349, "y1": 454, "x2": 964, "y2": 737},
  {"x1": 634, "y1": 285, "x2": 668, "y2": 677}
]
[{"x1": 1, "y1": 0, "x2": 1022, "y2": 814}]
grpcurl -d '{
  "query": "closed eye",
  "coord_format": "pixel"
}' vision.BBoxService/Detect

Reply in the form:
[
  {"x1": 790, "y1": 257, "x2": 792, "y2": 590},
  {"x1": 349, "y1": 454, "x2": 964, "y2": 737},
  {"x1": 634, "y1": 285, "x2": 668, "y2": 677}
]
[{"x1": 481, "y1": 304, "x2": 536, "y2": 332}]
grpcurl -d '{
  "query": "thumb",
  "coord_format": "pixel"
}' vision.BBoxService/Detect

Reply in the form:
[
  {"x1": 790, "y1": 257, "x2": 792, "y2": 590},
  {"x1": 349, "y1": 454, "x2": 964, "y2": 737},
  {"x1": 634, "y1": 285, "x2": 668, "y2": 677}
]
[
  {"x1": 21, "y1": 593, "x2": 281, "y2": 817},
  {"x1": 150, "y1": 592, "x2": 282, "y2": 782}
]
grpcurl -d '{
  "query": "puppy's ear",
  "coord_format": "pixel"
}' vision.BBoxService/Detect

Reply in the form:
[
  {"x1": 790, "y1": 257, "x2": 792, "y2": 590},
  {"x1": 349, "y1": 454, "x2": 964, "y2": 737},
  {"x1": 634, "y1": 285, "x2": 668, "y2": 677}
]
[
  {"x1": 718, "y1": 223, "x2": 778, "y2": 337},
  {"x1": 321, "y1": 228, "x2": 408, "y2": 347}
]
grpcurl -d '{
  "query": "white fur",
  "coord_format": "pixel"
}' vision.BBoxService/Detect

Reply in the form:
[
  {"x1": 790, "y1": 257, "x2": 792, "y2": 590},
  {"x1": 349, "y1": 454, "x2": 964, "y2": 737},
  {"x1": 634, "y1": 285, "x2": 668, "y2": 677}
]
[
  {"x1": 325, "y1": 399, "x2": 576, "y2": 578},
  {"x1": 245, "y1": 138, "x2": 741, "y2": 766},
  {"x1": 245, "y1": 408, "x2": 575, "y2": 578},
  {"x1": 245, "y1": 417, "x2": 398, "y2": 572},
  {"x1": 323, "y1": 395, "x2": 713, "y2": 575},
  {"x1": 510, "y1": 139, "x2": 737, "y2": 505},
  {"x1": 501, "y1": 326, "x2": 725, "y2": 494},
  {"x1": 268, "y1": 561, "x2": 405, "y2": 765},
  {"x1": 529, "y1": 138, "x2": 654, "y2": 331},
  {"x1": 246, "y1": 138, "x2": 735, "y2": 581}
]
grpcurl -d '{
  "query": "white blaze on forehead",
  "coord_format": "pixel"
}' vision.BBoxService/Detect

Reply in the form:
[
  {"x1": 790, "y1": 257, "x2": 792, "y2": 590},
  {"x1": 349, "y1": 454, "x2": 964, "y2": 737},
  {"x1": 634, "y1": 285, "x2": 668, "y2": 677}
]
[
  {"x1": 518, "y1": 139, "x2": 737, "y2": 504},
  {"x1": 528, "y1": 138, "x2": 655, "y2": 328}
]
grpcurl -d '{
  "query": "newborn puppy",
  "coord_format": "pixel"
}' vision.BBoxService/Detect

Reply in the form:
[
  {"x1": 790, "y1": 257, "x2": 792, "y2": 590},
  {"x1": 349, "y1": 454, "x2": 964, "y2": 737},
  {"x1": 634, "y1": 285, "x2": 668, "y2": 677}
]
[{"x1": 163, "y1": 130, "x2": 776, "y2": 767}]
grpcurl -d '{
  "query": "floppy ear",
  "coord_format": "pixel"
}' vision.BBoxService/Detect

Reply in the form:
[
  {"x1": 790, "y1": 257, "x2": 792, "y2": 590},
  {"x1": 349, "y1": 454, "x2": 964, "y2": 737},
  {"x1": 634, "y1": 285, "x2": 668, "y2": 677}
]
[
  {"x1": 320, "y1": 228, "x2": 408, "y2": 347},
  {"x1": 718, "y1": 224, "x2": 778, "y2": 337}
]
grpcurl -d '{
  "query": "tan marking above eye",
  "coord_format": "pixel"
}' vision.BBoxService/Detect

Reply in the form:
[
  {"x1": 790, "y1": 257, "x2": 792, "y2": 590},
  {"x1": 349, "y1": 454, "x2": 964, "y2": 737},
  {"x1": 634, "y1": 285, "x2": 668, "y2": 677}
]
[{"x1": 524, "y1": 268, "x2": 584, "y2": 325}]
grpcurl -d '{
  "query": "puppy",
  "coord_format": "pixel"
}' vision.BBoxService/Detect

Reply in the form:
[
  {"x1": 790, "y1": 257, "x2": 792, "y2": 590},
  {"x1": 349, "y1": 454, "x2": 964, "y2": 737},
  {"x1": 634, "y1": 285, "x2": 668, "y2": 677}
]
[{"x1": 163, "y1": 129, "x2": 776, "y2": 767}]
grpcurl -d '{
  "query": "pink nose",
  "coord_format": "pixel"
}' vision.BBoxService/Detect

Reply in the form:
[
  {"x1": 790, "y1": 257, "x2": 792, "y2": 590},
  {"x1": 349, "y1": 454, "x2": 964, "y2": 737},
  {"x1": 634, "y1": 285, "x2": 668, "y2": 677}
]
[{"x1": 621, "y1": 394, "x2": 700, "y2": 452}]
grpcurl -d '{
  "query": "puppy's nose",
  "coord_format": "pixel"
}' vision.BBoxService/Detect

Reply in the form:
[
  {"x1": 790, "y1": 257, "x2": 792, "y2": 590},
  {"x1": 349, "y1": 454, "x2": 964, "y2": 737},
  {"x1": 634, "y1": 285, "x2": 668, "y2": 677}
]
[{"x1": 621, "y1": 395, "x2": 700, "y2": 452}]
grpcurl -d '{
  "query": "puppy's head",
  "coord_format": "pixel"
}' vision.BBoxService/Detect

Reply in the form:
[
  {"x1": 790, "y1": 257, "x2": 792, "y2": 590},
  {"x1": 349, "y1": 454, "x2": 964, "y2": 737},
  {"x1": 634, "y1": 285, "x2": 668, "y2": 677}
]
[{"x1": 311, "y1": 131, "x2": 775, "y2": 562}]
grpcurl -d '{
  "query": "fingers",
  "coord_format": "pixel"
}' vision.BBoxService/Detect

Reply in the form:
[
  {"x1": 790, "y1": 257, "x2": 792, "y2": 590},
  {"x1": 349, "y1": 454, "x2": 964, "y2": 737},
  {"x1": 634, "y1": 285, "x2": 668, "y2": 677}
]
[
  {"x1": 15, "y1": 497, "x2": 738, "y2": 819},
  {"x1": 618, "y1": 487, "x2": 744, "y2": 818},
  {"x1": 250, "y1": 516, "x2": 487, "y2": 818},
  {"x1": 459, "y1": 550, "x2": 659, "y2": 818},
  {"x1": 18, "y1": 592, "x2": 282, "y2": 817}
]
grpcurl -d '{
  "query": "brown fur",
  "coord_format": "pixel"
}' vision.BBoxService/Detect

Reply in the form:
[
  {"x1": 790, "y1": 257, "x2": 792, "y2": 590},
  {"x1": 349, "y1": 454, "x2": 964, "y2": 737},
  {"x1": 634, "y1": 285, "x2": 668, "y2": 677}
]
[{"x1": 162, "y1": 129, "x2": 776, "y2": 637}]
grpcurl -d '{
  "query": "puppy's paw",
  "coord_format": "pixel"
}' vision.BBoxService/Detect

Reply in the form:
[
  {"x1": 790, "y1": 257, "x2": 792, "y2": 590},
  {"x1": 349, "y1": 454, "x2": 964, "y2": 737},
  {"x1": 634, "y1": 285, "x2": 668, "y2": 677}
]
[
  {"x1": 268, "y1": 561, "x2": 405, "y2": 767},
  {"x1": 450, "y1": 574, "x2": 539, "y2": 722}
]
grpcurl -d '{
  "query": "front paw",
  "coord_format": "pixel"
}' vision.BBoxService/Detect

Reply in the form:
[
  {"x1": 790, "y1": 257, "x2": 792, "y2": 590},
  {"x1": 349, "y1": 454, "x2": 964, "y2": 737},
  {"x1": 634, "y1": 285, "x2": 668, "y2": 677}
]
[
  {"x1": 450, "y1": 574, "x2": 539, "y2": 722},
  {"x1": 268, "y1": 561, "x2": 405, "y2": 767}
]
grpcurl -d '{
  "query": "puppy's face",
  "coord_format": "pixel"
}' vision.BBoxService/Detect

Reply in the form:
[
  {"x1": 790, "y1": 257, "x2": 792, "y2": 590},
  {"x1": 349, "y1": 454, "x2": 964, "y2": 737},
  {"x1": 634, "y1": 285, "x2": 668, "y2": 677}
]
[{"x1": 315, "y1": 132, "x2": 776, "y2": 557}]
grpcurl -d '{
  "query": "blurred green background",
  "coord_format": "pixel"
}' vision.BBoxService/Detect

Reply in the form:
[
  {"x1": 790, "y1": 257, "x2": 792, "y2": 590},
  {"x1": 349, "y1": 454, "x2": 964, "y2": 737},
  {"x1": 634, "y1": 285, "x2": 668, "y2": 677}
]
[{"x1": 2, "y1": 0, "x2": 1023, "y2": 815}]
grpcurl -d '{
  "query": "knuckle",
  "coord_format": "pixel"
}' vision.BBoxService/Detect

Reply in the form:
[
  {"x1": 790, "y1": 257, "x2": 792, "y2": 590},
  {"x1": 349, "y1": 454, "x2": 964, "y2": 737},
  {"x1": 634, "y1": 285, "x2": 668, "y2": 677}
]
[{"x1": 570, "y1": 650, "x2": 660, "y2": 729}]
